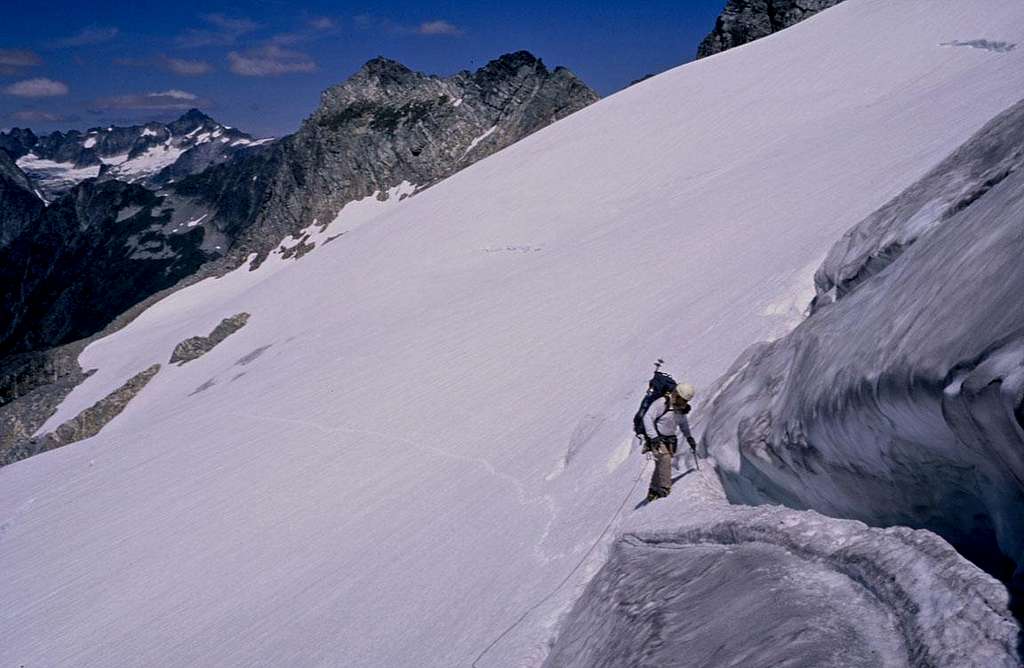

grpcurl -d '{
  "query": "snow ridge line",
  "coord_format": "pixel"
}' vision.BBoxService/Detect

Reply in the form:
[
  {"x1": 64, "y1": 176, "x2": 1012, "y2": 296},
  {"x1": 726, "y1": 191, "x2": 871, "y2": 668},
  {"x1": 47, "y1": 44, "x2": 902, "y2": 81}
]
[{"x1": 232, "y1": 411, "x2": 561, "y2": 563}]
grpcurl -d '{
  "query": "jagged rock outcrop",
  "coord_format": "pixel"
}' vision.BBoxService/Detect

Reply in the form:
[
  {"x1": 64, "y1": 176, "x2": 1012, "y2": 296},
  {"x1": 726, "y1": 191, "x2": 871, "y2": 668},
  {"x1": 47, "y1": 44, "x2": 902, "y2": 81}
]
[
  {"x1": 3, "y1": 109, "x2": 261, "y2": 199},
  {"x1": 170, "y1": 313, "x2": 250, "y2": 365},
  {"x1": 697, "y1": 0, "x2": 845, "y2": 58},
  {"x1": 0, "y1": 148, "x2": 44, "y2": 247},
  {"x1": 2, "y1": 363, "x2": 159, "y2": 465},
  {"x1": 700, "y1": 98, "x2": 1024, "y2": 588},
  {"x1": 177, "y1": 51, "x2": 599, "y2": 265},
  {"x1": 0, "y1": 340, "x2": 90, "y2": 464}
]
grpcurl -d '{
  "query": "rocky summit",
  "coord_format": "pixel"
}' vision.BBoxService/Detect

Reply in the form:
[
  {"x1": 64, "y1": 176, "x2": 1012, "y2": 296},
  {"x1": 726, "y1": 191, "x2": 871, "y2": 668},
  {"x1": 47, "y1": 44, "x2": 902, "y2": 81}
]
[
  {"x1": 696, "y1": 0, "x2": 846, "y2": 58},
  {"x1": 176, "y1": 50, "x2": 599, "y2": 265}
]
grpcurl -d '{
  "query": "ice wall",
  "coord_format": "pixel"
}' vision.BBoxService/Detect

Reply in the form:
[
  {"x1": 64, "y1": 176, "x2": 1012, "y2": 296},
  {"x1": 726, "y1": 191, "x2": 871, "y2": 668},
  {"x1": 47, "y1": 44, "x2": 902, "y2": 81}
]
[
  {"x1": 702, "y1": 99, "x2": 1024, "y2": 583},
  {"x1": 546, "y1": 504, "x2": 1019, "y2": 667}
]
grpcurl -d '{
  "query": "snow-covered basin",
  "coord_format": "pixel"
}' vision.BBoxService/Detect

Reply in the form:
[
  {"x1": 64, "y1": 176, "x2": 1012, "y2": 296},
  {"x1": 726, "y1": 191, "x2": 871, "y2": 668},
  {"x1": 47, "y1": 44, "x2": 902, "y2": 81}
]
[
  {"x1": 15, "y1": 154, "x2": 101, "y2": 197},
  {"x1": 4, "y1": 1, "x2": 1024, "y2": 665}
]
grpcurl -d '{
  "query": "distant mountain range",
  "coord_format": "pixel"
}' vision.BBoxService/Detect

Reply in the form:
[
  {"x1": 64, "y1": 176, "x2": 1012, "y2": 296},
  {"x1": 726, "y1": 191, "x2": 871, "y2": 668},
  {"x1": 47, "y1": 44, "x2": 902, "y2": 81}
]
[{"x1": 0, "y1": 109, "x2": 269, "y2": 201}]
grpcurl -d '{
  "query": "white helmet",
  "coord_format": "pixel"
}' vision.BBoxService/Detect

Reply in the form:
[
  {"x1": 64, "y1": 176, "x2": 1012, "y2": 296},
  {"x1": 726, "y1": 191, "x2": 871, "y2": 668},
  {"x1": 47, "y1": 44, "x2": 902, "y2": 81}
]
[{"x1": 674, "y1": 383, "x2": 695, "y2": 401}]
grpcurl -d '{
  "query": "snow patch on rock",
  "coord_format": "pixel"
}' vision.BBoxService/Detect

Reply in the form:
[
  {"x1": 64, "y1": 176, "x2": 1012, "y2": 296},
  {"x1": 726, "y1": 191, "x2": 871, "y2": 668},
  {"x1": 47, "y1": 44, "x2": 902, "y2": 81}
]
[{"x1": 464, "y1": 125, "x2": 497, "y2": 156}]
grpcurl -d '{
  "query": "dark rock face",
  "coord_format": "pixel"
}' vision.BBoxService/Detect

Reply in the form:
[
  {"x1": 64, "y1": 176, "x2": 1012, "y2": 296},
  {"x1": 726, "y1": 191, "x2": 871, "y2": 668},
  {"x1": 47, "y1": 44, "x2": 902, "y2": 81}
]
[
  {"x1": 0, "y1": 128, "x2": 37, "y2": 160},
  {"x1": 0, "y1": 180, "x2": 208, "y2": 357},
  {"x1": 2, "y1": 363, "x2": 160, "y2": 465},
  {"x1": 170, "y1": 313, "x2": 251, "y2": 365},
  {"x1": 1, "y1": 109, "x2": 261, "y2": 200},
  {"x1": 697, "y1": 0, "x2": 845, "y2": 58},
  {"x1": 177, "y1": 51, "x2": 599, "y2": 264},
  {"x1": 0, "y1": 149, "x2": 44, "y2": 247},
  {"x1": 0, "y1": 341, "x2": 91, "y2": 465}
]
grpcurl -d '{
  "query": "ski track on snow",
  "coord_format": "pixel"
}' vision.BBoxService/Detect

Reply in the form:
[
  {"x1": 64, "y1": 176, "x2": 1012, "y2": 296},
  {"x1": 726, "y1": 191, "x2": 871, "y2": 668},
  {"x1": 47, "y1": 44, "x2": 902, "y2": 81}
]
[{"x1": 234, "y1": 411, "x2": 564, "y2": 563}]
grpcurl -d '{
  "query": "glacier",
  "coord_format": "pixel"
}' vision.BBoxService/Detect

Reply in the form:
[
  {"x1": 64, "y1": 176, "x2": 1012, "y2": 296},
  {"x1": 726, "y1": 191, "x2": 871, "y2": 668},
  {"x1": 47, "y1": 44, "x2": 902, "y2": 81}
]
[
  {"x1": 702, "y1": 97, "x2": 1024, "y2": 588},
  {"x1": 547, "y1": 481, "x2": 1019, "y2": 667},
  {"x1": 3, "y1": 1, "x2": 1024, "y2": 666}
]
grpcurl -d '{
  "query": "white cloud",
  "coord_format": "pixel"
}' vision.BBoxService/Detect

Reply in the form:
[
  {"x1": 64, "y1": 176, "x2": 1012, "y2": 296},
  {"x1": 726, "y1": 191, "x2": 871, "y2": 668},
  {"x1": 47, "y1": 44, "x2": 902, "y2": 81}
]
[
  {"x1": 308, "y1": 17, "x2": 335, "y2": 30},
  {"x1": 4, "y1": 78, "x2": 69, "y2": 97},
  {"x1": 177, "y1": 13, "x2": 259, "y2": 48},
  {"x1": 416, "y1": 20, "x2": 463, "y2": 36},
  {"x1": 11, "y1": 110, "x2": 73, "y2": 122},
  {"x1": 227, "y1": 45, "x2": 317, "y2": 76},
  {"x1": 92, "y1": 89, "x2": 208, "y2": 111},
  {"x1": 51, "y1": 26, "x2": 119, "y2": 47},
  {"x1": 161, "y1": 56, "x2": 213, "y2": 76},
  {"x1": 158, "y1": 90, "x2": 197, "y2": 100},
  {"x1": 355, "y1": 15, "x2": 465, "y2": 37},
  {"x1": 0, "y1": 49, "x2": 42, "y2": 75}
]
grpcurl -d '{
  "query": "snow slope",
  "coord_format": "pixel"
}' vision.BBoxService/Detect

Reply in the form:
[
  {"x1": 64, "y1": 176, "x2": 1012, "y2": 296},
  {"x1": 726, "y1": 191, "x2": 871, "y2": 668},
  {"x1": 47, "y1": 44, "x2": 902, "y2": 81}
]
[{"x1": 4, "y1": 1, "x2": 1024, "y2": 665}]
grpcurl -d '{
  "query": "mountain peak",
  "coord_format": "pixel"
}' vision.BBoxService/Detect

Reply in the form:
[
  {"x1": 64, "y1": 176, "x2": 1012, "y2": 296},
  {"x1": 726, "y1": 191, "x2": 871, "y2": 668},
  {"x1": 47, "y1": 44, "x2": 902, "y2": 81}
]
[
  {"x1": 481, "y1": 50, "x2": 546, "y2": 75},
  {"x1": 176, "y1": 108, "x2": 214, "y2": 124},
  {"x1": 167, "y1": 108, "x2": 220, "y2": 136},
  {"x1": 697, "y1": 0, "x2": 846, "y2": 58},
  {"x1": 357, "y1": 56, "x2": 414, "y2": 79}
]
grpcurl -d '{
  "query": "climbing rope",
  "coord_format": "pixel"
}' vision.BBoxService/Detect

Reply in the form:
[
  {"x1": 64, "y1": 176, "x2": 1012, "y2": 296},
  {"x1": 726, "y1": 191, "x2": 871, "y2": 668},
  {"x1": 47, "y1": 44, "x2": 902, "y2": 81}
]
[{"x1": 470, "y1": 457, "x2": 648, "y2": 667}]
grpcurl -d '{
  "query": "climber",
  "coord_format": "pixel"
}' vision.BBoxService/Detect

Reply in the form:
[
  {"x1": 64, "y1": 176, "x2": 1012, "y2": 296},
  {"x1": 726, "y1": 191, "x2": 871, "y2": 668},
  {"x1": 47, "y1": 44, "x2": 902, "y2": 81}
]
[{"x1": 641, "y1": 382, "x2": 697, "y2": 502}]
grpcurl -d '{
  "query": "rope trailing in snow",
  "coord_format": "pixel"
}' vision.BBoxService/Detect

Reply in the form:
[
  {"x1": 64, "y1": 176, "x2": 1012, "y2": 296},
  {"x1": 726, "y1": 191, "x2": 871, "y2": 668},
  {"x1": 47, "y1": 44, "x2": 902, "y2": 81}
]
[{"x1": 470, "y1": 458, "x2": 648, "y2": 668}]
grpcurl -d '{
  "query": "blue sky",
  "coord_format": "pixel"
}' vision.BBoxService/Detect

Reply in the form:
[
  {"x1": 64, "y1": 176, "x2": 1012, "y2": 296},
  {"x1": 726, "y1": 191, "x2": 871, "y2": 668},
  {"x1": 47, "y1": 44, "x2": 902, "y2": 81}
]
[{"x1": 0, "y1": 1, "x2": 725, "y2": 137}]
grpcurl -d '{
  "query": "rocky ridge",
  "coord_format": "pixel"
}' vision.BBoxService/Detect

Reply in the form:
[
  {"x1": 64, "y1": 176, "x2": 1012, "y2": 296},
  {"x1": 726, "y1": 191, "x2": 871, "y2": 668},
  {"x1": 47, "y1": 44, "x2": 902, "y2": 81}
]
[
  {"x1": 177, "y1": 50, "x2": 599, "y2": 266},
  {"x1": 697, "y1": 0, "x2": 846, "y2": 58}
]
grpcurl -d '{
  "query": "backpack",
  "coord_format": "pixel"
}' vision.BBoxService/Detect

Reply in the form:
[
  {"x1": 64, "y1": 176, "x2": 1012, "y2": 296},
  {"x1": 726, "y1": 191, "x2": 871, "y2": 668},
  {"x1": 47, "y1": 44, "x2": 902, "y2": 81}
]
[{"x1": 632, "y1": 369, "x2": 677, "y2": 438}]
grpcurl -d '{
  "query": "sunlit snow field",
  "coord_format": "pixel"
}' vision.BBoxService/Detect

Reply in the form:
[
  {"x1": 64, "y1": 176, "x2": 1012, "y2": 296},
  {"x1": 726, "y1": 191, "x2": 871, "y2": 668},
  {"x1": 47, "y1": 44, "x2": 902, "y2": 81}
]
[{"x1": 3, "y1": 1, "x2": 1024, "y2": 665}]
